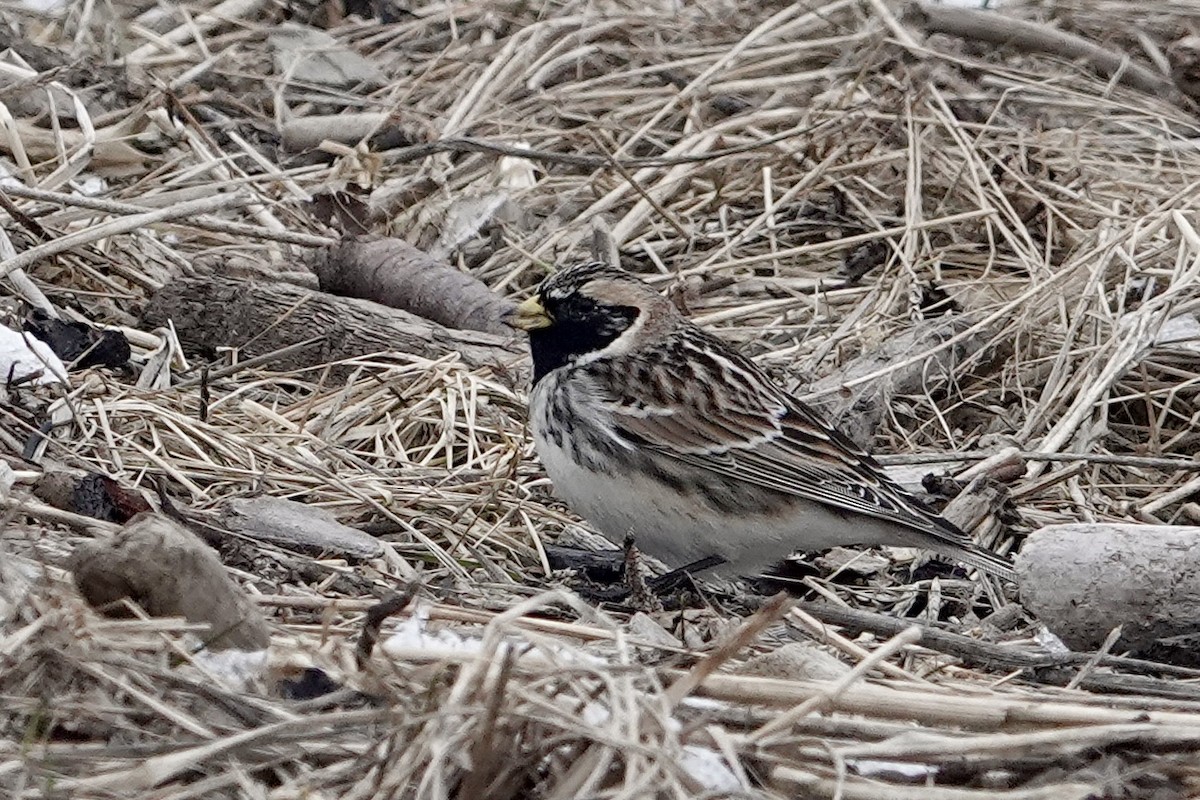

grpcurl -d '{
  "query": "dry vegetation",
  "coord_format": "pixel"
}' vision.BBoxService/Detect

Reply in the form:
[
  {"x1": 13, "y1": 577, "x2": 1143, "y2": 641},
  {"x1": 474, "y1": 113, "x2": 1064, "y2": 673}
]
[{"x1": 3, "y1": 0, "x2": 1200, "y2": 797}]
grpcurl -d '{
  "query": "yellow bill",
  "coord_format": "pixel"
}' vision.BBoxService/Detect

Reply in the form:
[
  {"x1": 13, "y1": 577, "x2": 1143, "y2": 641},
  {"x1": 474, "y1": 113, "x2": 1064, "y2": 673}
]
[{"x1": 512, "y1": 295, "x2": 554, "y2": 331}]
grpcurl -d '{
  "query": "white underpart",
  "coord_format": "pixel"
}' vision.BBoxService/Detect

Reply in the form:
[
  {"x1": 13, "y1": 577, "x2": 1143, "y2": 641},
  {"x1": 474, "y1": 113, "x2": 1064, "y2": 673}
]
[{"x1": 530, "y1": 371, "x2": 910, "y2": 579}]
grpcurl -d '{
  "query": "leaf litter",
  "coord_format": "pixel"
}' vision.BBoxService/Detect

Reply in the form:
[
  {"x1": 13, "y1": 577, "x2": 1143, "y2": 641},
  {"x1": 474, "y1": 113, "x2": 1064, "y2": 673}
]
[{"x1": 2, "y1": 0, "x2": 1200, "y2": 797}]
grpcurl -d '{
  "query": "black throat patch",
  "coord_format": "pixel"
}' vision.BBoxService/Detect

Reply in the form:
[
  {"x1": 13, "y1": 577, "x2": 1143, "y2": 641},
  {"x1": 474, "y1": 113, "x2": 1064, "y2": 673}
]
[{"x1": 528, "y1": 301, "x2": 639, "y2": 384}]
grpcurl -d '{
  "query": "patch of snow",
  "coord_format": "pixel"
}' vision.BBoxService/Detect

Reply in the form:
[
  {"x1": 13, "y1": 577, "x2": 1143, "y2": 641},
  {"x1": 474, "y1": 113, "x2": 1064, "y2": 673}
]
[
  {"x1": 191, "y1": 648, "x2": 270, "y2": 692},
  {"x1": 75, "y1": 176, "x2": 108, "y2": 196},
  {"x1": 681, "y1": 744, "x2": 744, "y2": 792},
  {"x1": 19, "y1": 0, "x2": 68, "y2": 14},
  {"x1": 383, "y1": 605, "x2": 487, "y2": 655},
  {"x1": 0, "y1": 327, "x2": 65, "y2": 385}
]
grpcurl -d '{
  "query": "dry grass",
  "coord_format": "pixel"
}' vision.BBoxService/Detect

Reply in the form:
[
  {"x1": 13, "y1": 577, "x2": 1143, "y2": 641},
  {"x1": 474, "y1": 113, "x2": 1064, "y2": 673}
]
[{"x1": 3, "y1": 0, "x2": 1200, "y2": 796}]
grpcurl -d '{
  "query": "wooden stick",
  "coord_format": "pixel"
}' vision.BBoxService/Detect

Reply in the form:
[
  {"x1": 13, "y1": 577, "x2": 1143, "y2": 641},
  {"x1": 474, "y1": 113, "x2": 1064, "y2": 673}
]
[
  {"x1": 0, "y1": 194, "x2": 251, "y2": 279},
  {"x1": 904, "y1": 2, "x2": 1178, "y2": 98}
]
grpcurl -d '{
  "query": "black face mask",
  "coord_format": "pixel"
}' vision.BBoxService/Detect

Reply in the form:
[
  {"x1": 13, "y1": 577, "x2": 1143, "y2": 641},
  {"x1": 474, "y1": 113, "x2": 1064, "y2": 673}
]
[{"x1": 527, "y1": 294, "x2": 639, "y2": 384}]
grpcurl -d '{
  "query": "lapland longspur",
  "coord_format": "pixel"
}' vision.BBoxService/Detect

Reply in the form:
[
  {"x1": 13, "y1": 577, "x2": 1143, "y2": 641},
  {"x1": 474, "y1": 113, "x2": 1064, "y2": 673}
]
[{"x1": 512, "y1": 262, "x2": 1015, "y2": 582}]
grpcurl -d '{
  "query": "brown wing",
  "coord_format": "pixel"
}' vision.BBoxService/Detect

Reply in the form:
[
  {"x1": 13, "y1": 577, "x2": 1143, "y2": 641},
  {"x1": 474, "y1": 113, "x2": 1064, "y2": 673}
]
[{"x1": 601, "y1": 330, "x2": 983, "y2": 552}]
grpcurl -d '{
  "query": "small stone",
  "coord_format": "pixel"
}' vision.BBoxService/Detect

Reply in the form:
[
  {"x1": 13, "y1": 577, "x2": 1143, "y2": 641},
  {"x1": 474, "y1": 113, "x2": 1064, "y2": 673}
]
[
  {"x1": 1016, "y1": 523, "x2": 1200, "y2": 656},
  {"x1": 628, "y1": 612, "x2": 683, "y2": 660},
  {"x1": 740, "y1": 642, "x2": 851, "y2": 681},
  {"x1": 70, "y1": 513, "x2": 270, "y2": 650}
]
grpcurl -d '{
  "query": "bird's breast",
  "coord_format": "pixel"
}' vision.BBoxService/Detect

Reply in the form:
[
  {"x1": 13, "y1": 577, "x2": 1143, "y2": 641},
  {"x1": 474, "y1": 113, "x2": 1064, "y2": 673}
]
[{"x1": 529, "y1": 370, "x2": 628, "y2": 473}]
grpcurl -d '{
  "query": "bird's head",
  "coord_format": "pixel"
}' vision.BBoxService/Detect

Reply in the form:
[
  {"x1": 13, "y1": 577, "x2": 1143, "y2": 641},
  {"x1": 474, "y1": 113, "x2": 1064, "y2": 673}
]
[{"x1": 511, "y1": 262, "x2": 674, "y2": 384}]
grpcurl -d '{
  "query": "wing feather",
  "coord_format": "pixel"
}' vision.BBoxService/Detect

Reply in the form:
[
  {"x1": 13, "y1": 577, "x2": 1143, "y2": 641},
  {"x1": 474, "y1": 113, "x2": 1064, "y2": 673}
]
[{"x1": 603, "y1": 336, "x2": 977, "y2": 551}]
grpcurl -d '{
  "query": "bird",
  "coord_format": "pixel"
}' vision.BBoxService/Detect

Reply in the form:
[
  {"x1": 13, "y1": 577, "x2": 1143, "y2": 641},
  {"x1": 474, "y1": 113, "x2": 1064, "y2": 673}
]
[{"x1": 510, "y1": 261, "x2": 1016, "y2": 583}]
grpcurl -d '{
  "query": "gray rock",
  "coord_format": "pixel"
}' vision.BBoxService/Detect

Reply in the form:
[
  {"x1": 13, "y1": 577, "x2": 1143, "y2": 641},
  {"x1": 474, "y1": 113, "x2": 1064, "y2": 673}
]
[{"x1": 1016, "y1": 523, "x2": 1200, "y2": 653}]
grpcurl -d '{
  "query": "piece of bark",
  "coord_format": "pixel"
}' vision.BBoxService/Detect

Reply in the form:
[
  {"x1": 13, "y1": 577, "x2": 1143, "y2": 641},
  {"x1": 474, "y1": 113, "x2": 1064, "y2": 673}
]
[
  {"x1": 72, "y1": 474, "x2": 153, "y2": 522},
  {"x1": 70, "y1": 513, "x2": 270, "y2": 650},
  {"x1": 938, "y1": 474, "x2": 1012, "y2": 546},
  {"x1": 141, "y1": 275, "x2": 527, "y2": 383},
  {"x1": 32, "y1": 465, "x2": 89, "y2": 511},
  {"x1": 308, "y1": 236, "x2": 516, "y2": 335},
  {"x1": 543, "y1": 543, "x2": 626, "y2": 583},
  {"x1": 309, "y1": 189, "x2": 372, "y2": 236},
  {"x1": 903, "y1": 3, "x2": 1179, "y2": 99},
  {"x1": 218, "y1": 496, "x2": 383, "y2": 560},
  {"x1": 807, "y1": 316, "x2": 990, "y2": 449},
  {"x1": 33, "y1": 466, "x2": 153, "y2": 524},
  {"x1": 1016, "y1": 524, "x2": 1200, "y2": 655},
  {"x1": 23, "y1": 309, "x2": 131, "y2": 370}
]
